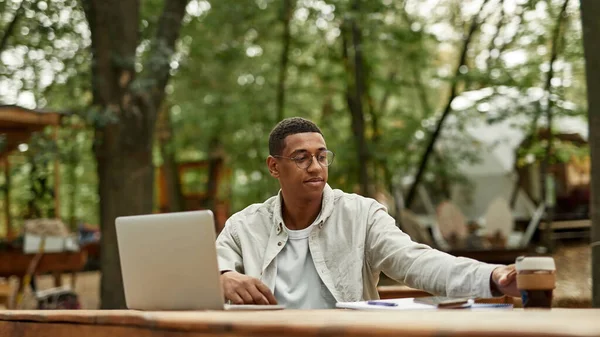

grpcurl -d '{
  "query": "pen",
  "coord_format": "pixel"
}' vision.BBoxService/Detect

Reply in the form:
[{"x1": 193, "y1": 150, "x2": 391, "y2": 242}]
[{"x1": 367, "y1": 301, "x2": 398, "y2": 307}]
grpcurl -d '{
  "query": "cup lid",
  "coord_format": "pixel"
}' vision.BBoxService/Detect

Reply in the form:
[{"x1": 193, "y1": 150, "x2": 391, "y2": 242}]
[{"x1": 515, "y1": 256, "x2": 556, "y2": 271}]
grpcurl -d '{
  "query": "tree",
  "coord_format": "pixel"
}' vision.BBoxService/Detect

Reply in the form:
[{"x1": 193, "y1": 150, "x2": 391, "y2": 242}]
[
  {"x1": 538, "y1": 0, "x2": 570, "y2": 251},
  {"x1": 275, "y1": 0, "x2": 296, "y2": 122},
  {"x1": 405, "y1": 0, "x2": 490, "y2": 208},
  {"x1": 341, "y1": 0, "x2": 371, "y2": 197},
  {"x1": 157, "y1": 104, "x2": 185, "y2": 213},
  {"x1": 580, "y1": 0, "x2": 600, "y2": 309},
  {"x1": 80, "y1": 0, "x2": 190, "y2": 309},
  {"x1": 0, "y1": 0, "x2": 25, "y2": 53}
]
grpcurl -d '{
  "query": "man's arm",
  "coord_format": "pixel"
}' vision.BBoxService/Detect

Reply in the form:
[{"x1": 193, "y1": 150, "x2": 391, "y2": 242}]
[
  {"x1": 365, "y1": 202, "x2": 502, "y2": 298},
  {"x1": 215, "y1": 219, "x2": 277, "y2": 304},
  {"x1": 215, "y1": 221, "x2": 244, "y2": 274}
]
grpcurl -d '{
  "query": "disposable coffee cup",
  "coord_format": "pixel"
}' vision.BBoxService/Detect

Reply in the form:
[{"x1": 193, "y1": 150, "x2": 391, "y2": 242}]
[{"x1": 515, "y1": 256, "x2": 556, "y2": 308}]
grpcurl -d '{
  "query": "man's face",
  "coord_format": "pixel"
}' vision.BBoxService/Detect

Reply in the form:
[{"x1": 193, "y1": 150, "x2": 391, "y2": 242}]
[{"x1": 268, "y1": 132, "x2": 329, "y2": 200}]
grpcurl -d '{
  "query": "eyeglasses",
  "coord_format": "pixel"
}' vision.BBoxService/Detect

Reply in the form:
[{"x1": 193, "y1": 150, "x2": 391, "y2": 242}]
[{"x1": 273, "y1": 150, "x2": 335, "y2": 170}]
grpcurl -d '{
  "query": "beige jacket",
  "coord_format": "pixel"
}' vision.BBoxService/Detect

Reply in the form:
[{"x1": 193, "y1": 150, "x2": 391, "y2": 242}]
[{"x1": 216, "y1": 184, "x2": 499, "y2": 302}]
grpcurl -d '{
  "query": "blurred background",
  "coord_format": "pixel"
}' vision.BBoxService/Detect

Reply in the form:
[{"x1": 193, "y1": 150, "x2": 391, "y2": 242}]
[{"x1": 0, "y1": 0, "x2": 597, "y2": 309}]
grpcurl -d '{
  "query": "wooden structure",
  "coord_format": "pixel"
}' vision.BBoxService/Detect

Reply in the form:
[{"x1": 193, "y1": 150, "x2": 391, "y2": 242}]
[
  {"x1": 0, "y1": 282, "x2": 9, "y2": 308},
  {"x1": 0, "y1": 105, "x2": 64, "y2": 239},
  {"x1": 0, "y1": 105, "x2": 85, "y2": 308},
  {"x1": 157, "y1": 159, "x2": 231, "y2": 232},
  {"x1": 0, "y1": 250, "x2": 87, "y2": 283},
  {"x1": 0, "y1": 105, "x2": 63, "y2": 158},
  {"x1": 0, "y1": 249, "x2": 87, "y2": 308},
  {"x1": 517, "y1": 130, "x2": 591, "y2": 241},
  {"x1": 518, "y1": 131, "x2": 590, "y2": 220},
  {"x1": 1, "y1": 309, "x2": 599, "y2": 337}
]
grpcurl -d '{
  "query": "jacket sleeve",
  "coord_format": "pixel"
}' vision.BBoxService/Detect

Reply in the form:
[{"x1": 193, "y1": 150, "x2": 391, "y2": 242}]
[
  {"x1": 365, "y1": 201, "x2": 500, "y2": 298},
  {"x1": 215, "y1": 219, "x2": 245, "y2": 274}
]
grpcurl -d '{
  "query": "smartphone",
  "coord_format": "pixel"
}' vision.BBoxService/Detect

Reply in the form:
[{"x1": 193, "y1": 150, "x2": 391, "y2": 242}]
[{"x1": 413, "y1": 296, "x2": 472, "y2": 308}]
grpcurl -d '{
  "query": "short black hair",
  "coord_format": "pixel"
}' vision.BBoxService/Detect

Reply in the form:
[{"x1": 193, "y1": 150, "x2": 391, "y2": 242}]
[{"x1": 269, "y1": 117, "x2": 322, "y2": 156}]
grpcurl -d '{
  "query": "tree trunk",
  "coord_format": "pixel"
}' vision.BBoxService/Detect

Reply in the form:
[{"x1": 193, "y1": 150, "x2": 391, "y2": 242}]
[
  {"x1": 275, "y1": 0, "x2": 295, "y2": 122},
  {"x1": 400, "y1": 5, "x2": 432, "y2": 118},
  {"x1": 580, "y1": 0, "x2": 600, "y2": 309},
  {"x1": 96, "y1": 133, "x2": 154, "y2": 309},
  {"x1": 412, "y1": 68, "x2": 431, "y2": 117},
  {"x1": 82, "y1": 0, "x2": 189, "y2": 309},
  {"x1": 510, "y1": 1, "x2": 567, "y2": 211},
  {"x1": 67, "y1": 154, "x2": 78, "y2": 230},
  {"x1": 509, "y1": 173, "x2": 522, "y2": 209},
  {"x1": 371, "y1": 71, "x2": 394, "y2": 191},
  {"x1": 204, "y1": 137, "x2": 224, "y2": 211},
  {"x1": 538, "y1": 0, "x2": 569, "y2": 252},
  {"x1": 157, "y1": 105, "x2": 185, "y2": 213},
  {"x1": 4, "y1": 159, "x2": 11, "y2": 240},
  {"x1": 405, "y1": 0, "x2": 489, "y2": 209},
  {"x1": 342, "y1": 2, "x2": 370, "y2": 197}
]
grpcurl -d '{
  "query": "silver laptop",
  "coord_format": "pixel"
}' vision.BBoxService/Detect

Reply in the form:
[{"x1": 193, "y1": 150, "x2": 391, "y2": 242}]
[{"x1": 116, "y1": 210, "x2": 284, "y2": 311}]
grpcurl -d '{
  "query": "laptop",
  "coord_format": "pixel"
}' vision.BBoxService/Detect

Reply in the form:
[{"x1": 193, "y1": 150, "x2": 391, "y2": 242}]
[{"x1": 116, "y1": 210, "x2": 284, "y2": 311}]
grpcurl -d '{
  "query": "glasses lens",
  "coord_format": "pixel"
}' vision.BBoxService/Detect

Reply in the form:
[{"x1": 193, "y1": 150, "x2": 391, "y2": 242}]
[
  {"x1": 319, "y1": 150, "x2": 333, "y2": 166},
  {"x1": 326, "y1": 150, "x2": 335, "y2": 165},
  {"x1": 297, "y1": 150, "x2": 335, "y2": 169},
  {"x1": 297, "y1": 157, "x2": 311, "y2": 169}
]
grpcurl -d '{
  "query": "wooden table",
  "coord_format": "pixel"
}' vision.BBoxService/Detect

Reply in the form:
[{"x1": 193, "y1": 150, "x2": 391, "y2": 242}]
[
  {"x1": 1, "y1": 309, "x2": 599, "y2": 337},
  {"x1": 0, "y1": 250, "x2": 88, "y2": 308},
  {"x1": 0, "y1": 250, "x2": 88, "y2": 282},
  {"x1": 0, "y1": 250, "x2": 87, "y2": 308}
]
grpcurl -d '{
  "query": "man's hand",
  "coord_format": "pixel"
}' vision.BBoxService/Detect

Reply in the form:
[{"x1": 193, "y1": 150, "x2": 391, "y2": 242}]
[
  {"x1": 220, "y1": 271, "x2": 278, "y2": 305},
  {"x1": 491, "y1": 264, "x2": 519, "y2": 297}
]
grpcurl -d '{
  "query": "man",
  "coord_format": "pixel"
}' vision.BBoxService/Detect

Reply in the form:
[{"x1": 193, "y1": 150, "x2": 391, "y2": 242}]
[{"x1": 216, "y1": 117, "x2": 518, "y2": 309}]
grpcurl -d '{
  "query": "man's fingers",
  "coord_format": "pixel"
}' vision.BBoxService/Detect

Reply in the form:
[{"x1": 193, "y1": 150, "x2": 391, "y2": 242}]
[
  {"x1": 499, "y1": 267, "x2": 517, "y2": 286},
  {"x1": 227, "y1": 292, "x2": 245, "y2": 305},
  {"x1": 255, "y1": 282, "x2": 278, "y2": 304},
  {"x1": 220, "y1": 272, "x2": 277, "y2": 305},
  {"x1": 237, "y1": 289, "x2": 255, "y2": 304},
  {"x1": 248, "y1": 285, "x2": 269, "y2": 305},
  {"x1": 498, "y1": 270, "x2": 508, "y2": 285},
  {"x1": 507, "y1": 270, "x2": 517, "y2": 282}
]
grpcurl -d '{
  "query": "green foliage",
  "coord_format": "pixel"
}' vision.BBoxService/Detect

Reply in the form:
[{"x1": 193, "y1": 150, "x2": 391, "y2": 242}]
[{"x1": 0, "y1": 0, "x2": 589, "y2": 222}]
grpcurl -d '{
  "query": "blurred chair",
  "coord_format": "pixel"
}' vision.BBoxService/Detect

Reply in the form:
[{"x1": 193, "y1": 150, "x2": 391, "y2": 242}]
[
  {"x1": 482, "y1": 197, "x2": 515, "y2": 249},
  {"x1": 435, "y1": 201, "x2": 468, "y2": 249},
  {"x1": 520, "y1": 203, "x2": 546, "y2": 248}
]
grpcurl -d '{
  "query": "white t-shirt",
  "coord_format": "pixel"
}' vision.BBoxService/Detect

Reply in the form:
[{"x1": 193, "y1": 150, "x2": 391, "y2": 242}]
[{"x1": 274, "y1": 223, "x2": 336, "y2": 309}]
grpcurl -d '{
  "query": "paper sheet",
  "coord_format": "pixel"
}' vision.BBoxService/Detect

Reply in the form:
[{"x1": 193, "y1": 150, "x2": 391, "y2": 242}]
[
  {"x1": 336, "y1": 298, "x2": 513, "y2": 311},
  {"x1": 336, "y1": 298, "x2": 436, "y2": 311}
]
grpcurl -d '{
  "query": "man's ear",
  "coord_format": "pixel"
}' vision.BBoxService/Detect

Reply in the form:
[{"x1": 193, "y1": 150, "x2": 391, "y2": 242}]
[{"x1": 267, "y1": 156, "x2": 280, "y2": 178}]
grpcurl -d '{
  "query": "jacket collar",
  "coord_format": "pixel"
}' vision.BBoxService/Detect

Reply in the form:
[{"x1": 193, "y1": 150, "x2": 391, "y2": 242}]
[{"x1": 272, "y1": 183, "x2": 334, "y2": 227}]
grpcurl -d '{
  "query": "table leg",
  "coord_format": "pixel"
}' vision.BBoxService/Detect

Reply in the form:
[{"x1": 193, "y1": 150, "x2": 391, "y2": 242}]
[
  {"x1": 70, "y1": 272, "x2": 77, "y2": 289},
  {"x1": 12, "y1": 277, "x2": 24, "y2": 309},
  {"x1": 53, "y1": 272, "x2": 62, "y2": 287},
  {"x1": 0, "y1": 280, "x2": 12, "y2": 309}
]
